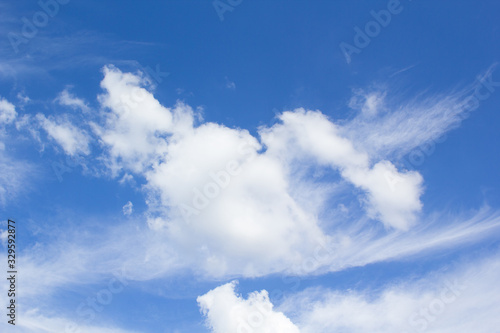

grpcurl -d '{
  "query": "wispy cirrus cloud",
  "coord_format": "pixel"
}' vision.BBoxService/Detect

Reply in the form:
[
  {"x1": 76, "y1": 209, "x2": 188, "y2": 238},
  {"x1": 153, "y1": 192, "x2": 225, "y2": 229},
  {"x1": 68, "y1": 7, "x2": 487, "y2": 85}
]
[
  {"x1": 278, "y1": 250, "x2": 500, "y2": 333},
  {"x1": 55, "y1": 88, "x2": 90, "y2": 113},
  {"x1": 0, "y1": 97, "x2": 36, "y2": 205},
  {"x1": 343, "y1": 65, "x2": 500, "y2": 160}
]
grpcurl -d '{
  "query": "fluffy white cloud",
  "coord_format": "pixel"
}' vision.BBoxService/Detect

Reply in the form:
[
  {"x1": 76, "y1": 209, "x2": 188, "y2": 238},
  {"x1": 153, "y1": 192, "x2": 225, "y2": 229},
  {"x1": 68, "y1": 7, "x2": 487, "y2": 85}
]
[
  {"x1": 0, "y1": 97, "x2": 17, "y2": 124},
  {"x1": 92, "y1": 67, "x2": 330, "y2": 277},
  {"x1": 37, "y1": 114, "x2": 91, "y2": 156},
  {"x1": 261, "y1": 110, "x2": 423, "y2": 230},
  {"x1": 198, "y1": 281, "x2": 300, "y2": 333},
  {"x1": 91, "y1": 65, "x2": 184, "y2": 174},
  {"x1": 9, "y1": 65, "x2": 488, "y2": 293},
  {"x1": 74, "y1": 66, "x2": 498, "y2": 279}
]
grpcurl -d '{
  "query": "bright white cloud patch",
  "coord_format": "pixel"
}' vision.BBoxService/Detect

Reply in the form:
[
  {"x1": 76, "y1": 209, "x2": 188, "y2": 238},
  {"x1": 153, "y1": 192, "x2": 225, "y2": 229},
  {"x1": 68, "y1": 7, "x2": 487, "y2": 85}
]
[
  {"x1": 92, "y1": 65, "x2": 181, "y2": 174},
  {"x1": 94, "y1": 69, "x2": 423, "y2": 235},
  {"x1": 261, "y1": 110, "x2": 423, "y2": 230},
  {"x1": 198, "y1": 281, "x2": 300, "y2": 333},
  {"x1": 37, "y1": 114, "x2": 91, "y2": 156},
  {"x1": 93, "y1": 66, "x2": 330, "y2": 277},
  {"x1": 0, "y1": 97, "x2": 17, "y2": 124}
]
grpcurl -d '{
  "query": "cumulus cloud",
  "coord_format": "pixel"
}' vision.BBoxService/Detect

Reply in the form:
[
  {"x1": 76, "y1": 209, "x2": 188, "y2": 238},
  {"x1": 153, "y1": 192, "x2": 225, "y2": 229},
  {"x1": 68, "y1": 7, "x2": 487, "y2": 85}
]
[
  {"x1": 96, "y1": 67, "x2": 482, "y2": 234},
  {"x1": 37, "y1": 114, "x2": 91, "y2": 156},
  {"x1": 91, "y1": 66, "x2": 329, "y2": 277},
  {"x1": 13, "y1": 65, "x2": 497, "y2": 292},
  {"x1": 65, "y1": 66, "x2": 497, "y2": 279},
  {"x1": 198, "y1": 281, "x2": 300, "y2": 333},
  {"x1": 261, "y1": 110, "x2": 423, "y2": 230},
  {"x1": 94, "y1": 69, "x2": 421, "y2": 240},
  {"x1": 91, "y1": 66, "x2": 186, "y2": 174}
]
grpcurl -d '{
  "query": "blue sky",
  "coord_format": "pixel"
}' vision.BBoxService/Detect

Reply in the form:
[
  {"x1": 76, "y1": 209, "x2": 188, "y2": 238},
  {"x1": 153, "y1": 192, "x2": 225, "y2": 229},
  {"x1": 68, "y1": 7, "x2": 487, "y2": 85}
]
[{"x1": 1, "y1": 0, "x2": 500, "y2": 332}]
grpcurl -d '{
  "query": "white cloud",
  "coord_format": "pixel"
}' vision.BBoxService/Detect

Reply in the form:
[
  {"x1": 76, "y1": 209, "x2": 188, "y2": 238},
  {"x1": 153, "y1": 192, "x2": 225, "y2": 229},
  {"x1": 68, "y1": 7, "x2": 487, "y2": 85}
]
[
  {"x1": 37, "y1": 114, "x2": 91, "y2": 156},
  {"x1": 342, "y1": 83, "x2": 484, "y2": 160},
  {"x1": 279, "y1": 252, "x2": 500, "y2": 333},
  {"x1": 70, "y1": 66, "x2": 498, "y2": 279},
  {"x1": 13, "y1": 206, "x2": 500, "y2": 300},
  {"x1": 8, "y1": 66, "x2": 491, "y2": 292},
  {"x1": 261, "y1": 109, "x2": 423, "y2": 230},
  {"x1": 91, "y1": 67, "x2": 330, "y2": 277},
  {"x1": 91, "y1": 65, "x2": 186, "y2": 175},
  {"x1": 55, "y1": 88, "x2": 90, "y2": 112},
  {"x1": 198, "y1": 281, "x2": 300, "y2": 333},
  {"x1": 0, "y1": 97, "x2": 17, "y2": 124},
  {"x1": 122, "y1": 201, "x2": 133, "y2": 216}
]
